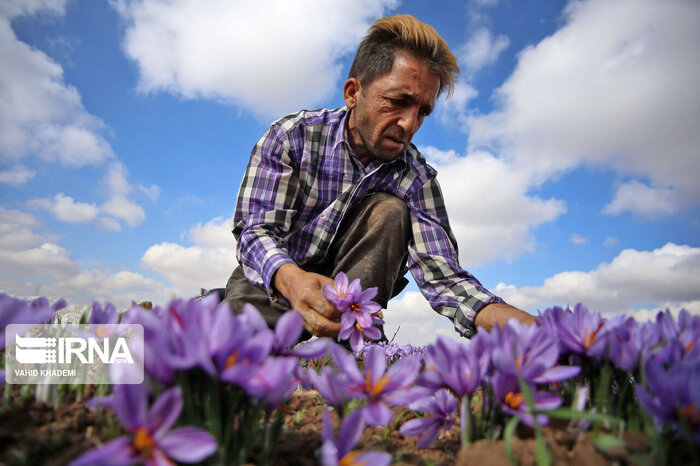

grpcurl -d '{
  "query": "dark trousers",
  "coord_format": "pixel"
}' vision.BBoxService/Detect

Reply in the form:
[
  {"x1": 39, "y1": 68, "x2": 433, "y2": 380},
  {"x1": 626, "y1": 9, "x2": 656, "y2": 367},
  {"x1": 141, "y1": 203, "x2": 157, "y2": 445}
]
[{"x1": 224, "y1": 192, "x2": 411, "y2": 332}]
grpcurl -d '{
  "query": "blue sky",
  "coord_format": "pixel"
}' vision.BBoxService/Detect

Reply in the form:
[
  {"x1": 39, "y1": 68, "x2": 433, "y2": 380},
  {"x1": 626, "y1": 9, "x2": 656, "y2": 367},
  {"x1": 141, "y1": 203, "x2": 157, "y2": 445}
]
[{"x1": 1, "y1": 0, "x2": 699, "y2": 345}]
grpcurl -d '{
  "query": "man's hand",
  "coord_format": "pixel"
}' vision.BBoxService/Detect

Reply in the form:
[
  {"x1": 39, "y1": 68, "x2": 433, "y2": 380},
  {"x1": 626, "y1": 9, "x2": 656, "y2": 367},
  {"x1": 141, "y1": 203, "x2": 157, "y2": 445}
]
[
  {"x1": 273, "y1": 263, "x2": 343, "y2": 337},
  {"x1": 474, "y1": 302, "x2": 535, "y2": 332}
]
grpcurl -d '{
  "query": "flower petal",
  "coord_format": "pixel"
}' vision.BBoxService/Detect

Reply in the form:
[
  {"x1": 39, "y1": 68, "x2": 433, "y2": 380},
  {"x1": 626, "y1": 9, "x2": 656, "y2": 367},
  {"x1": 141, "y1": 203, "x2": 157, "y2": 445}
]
[
  {"x1": 275, "y1": 311, "x2": 304, "y2": 350},
  {"x1": 363, "y1": 402, "x2": 393, "y2": 426},
  {"x1": 70, "y1": 436, "x2": 136, "y2": 465},
  {"x1": 158, "y1": 427, "x2": 218, "y2": 463},
  {"x1": 149, "y1": 387, "x2": 183, "y2": 437}
]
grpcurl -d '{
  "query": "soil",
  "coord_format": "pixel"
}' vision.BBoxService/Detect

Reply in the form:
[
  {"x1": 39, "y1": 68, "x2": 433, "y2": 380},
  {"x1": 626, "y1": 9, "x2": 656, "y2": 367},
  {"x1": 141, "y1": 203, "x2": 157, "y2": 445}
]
[{"x1": 0, "y1": 385, "x2": 654, "y2": 465}]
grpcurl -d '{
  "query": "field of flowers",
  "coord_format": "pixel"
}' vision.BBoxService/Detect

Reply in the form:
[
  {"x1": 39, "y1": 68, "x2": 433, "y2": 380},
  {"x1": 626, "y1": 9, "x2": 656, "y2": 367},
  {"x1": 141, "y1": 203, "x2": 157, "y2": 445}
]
[{"x1": 1, "y1": 281, "x2": 699, "y2": 465}]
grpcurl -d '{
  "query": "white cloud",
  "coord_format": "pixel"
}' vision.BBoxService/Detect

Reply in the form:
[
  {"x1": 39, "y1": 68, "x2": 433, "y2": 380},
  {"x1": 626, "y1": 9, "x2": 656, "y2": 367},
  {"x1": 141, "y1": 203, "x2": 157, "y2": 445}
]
[
  {"x1": 460, "y1": 27, "x2": 509, "y2": 74},
  {"x1": 0, "y1": 205, "x2": 171, "y2": 307},
  {"x1": 570, "y1": 233, "x2": 588, "y2": 245},
  {"x1": 0, "y1": 206, "x2": 42, "y2": 250},
  {"x1": 188, "y1": 216, "x2": 235, "y2": 249},
  {"x1": 603, "y1": 180, "x2": 675, "y2": 217},
  {"x1": 603, "y1": 236, "x2": 619, "y2": 248},
  {"x1": 141, "y1": 216, "x2": 237, "y2": 295},
  {"x1": 1, "y1": 3, "x2": 149, "y2": 230},
  {"x1": 100, "y1": 161, "x2": 147, "y2": 227},
  {"x1": 494, "y1": 242, "x2": 700, "y2": 316},
  {"x1": 28, "y1": 193, "x2": 99, "y2": 223},
  {"x1": 0, "y1": 7, "x2": 113, "y2": 166},
  {"x1": 96, "y1": 217, "x2": 122, "y2": 232},
  {"x1": 36, "y1": 269, "x2": 174, "y2": 308},
  {"x1": 0, "y1": 165, "x2": 35, "y2": 185},
  {"x1": 139, "y1": 183, "x2": 160, "y2": 201},
  {"x1": 384, "y1": 290, "x2": 464, "y2": 346},
  {"x1": 102, "y1": 196, "x2": 145, "y2": 227},
  {"x1": 422, "y1": 147, "x2": 566, "y2": 267},
  {"x1": 113, "y1": 0, "x2": 398, "y2": 118},
  {"x1": 466, "y1": 0, "x2": 700, "y2": 214},
  {"x1": 0, "y1": 0, "x2": 66, "y2": 18},
  {"x1": 0, "y1": 242, "x2": 78, "y2": 280},
  {"x1": 436, "y1": 79, "x2": 478, "y2": 127}
]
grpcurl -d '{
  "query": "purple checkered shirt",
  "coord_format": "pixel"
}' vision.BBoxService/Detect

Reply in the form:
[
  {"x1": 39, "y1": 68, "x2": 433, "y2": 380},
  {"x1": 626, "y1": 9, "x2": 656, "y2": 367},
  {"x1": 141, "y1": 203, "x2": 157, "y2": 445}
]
[{"x1": 233, "y1": 107, "x2": 502, "y2": 337}]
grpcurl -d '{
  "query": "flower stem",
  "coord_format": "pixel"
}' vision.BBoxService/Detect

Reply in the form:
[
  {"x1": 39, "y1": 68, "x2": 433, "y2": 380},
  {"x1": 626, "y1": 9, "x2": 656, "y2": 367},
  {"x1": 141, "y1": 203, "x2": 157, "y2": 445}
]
[{"x1": 461, "y1": 395, "x2": 472, "y2": 450}]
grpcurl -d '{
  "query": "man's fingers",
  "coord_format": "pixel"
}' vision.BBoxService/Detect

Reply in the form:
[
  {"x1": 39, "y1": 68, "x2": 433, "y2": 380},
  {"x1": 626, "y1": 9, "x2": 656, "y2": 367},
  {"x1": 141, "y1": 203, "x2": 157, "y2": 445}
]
[
  {"x1": 299, "y1": 287, "x2": 342, "y2": 320},
  {"x1": 295, "y1": 304, "x2": 342, "y2": 338}
]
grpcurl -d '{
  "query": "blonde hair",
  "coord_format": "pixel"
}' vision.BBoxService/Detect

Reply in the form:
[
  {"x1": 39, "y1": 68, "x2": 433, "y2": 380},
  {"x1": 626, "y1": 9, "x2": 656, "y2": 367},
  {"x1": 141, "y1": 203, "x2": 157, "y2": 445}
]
[{"x1": 348, "y1": 14, "x2": 460, "y2": 97}]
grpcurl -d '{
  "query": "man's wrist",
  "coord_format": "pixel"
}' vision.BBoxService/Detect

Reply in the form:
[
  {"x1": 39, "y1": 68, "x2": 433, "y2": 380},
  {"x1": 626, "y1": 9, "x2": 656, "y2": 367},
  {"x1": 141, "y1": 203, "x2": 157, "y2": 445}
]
[{"x1": 272, "y1": 262, "x2": 304, "y2": 302}]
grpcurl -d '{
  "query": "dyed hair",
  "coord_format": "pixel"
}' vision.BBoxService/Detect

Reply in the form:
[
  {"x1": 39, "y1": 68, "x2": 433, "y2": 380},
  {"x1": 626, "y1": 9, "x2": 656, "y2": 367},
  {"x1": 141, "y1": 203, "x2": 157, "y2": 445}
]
[{"x1": 348, "y1": 14, "x2": 460, "y2": 97}]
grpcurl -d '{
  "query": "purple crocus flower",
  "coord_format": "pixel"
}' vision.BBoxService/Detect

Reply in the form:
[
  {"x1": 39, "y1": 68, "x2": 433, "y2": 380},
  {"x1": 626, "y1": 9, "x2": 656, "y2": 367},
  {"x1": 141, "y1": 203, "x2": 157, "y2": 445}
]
[
  {"x1": 271, "y1": 310, "x2": 330, "y2": 359},
  {"x1": 120, "y1": 305, "x2": 176, "y2": 385},
  {"x1": 90, "y1": 301, "x2": 119, "y2": 325},
  {"x1": 635, "y1": 358, "x2": 700, "y2": 441},
  {"x1": 490, "y1": 319, "x2": 580, "y2": 385},
  {"x1": 332, "y1": 343, "x2": 426, "y2": 425},
  {"x1": 242, "y1": 356, "x2": 301, "y2": 407},
  {"x1": 546, "y1": 303, "x2": 616, "y2": 360},
  {"x1": 657, "y1": 308, "x2": 700, "y2": 361},
  {"x1": 321, "y1": 408, "x2": 391, "y2": 466},
  {"x1": 0, "y1": 293, "x2": 64, "y2": 349},
  {"x1": 323, "y1": 272, "x2": 384, "y2": 352},
  {"x1": 491, "y1": 372, "x2": 563, "y2": 426},
  {"x1": 417, "y1": 336, "x2": 487, "y2": 397},
  {"x1": 71, "y1": 384, "x2": 217, "y2": 465},
  {"x1": 308, "y1": 364, "x2": 354, "y2": 413},
  {"x1": 216, "y1": 307, "x2": 275, "y2": 387},
  {"x1": 400, "y1": 389, "x2": 458, "y2": 447}
]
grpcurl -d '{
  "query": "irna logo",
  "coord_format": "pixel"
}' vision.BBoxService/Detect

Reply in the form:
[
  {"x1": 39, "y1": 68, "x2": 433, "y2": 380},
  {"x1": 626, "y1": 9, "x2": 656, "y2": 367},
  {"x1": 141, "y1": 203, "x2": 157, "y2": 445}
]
[
  {"x1": 15, "y1": 334, "x2": 134, "y2": 365},
  {"x1": 6, "y1": 323, "x2": 144, "y2": 385}
]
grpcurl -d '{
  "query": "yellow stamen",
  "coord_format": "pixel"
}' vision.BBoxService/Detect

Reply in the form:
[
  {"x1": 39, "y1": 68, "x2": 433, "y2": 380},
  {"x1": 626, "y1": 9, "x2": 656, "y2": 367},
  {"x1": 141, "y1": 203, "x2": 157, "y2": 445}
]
[
  {"x1": 505, "y1": 392, "x2": 524, "y2": 409},
  {"x1": 583, "y1": 322, "x2": 605, "y2": 350},
  {"x1": 515, "y1": 355, "x2": 523, "y2": 374},
  {"x1": 225, "y1": 349, "x2": 240, "y2": 369},
  {"x1": 339, "y1": 450, "x2": 364, "y2": 466},
  {"x1": 97, "y1": 325, "x2": 106, "y2": 338},
  {"x1": 133, "y1": 427, "x2": 154, "y2": 458},
  {"x1": 364, "y1": 371, "x2": 391, "y2": 398}
]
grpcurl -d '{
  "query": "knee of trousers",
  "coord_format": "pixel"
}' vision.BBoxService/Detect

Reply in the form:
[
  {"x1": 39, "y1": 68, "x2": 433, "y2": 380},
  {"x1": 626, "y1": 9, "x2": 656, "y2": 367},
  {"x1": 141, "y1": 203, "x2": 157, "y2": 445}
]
[{"x1": 361, "y1": 192, "x2": 410, "y2": 233}]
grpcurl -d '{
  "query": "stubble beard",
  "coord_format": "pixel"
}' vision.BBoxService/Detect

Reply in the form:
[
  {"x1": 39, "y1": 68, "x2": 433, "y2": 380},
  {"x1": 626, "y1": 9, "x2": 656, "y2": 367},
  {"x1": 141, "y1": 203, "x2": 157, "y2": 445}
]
[{"x1": 353, "y1": 111, "x2": 401, "y2": 163}]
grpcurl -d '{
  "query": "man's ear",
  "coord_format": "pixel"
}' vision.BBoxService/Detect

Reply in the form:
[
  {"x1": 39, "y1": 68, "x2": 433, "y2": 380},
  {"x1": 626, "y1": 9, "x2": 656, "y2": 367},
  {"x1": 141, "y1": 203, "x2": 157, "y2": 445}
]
[{"x1": 344, "y1": 77, "x2": 361, "y2": 109}]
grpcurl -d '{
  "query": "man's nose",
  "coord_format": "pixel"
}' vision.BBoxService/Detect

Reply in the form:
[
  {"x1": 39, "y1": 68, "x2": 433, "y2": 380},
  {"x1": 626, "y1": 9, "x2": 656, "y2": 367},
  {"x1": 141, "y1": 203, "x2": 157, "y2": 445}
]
[{"x1": 397, "y1": 106, "x2": 420, "y2": 136}]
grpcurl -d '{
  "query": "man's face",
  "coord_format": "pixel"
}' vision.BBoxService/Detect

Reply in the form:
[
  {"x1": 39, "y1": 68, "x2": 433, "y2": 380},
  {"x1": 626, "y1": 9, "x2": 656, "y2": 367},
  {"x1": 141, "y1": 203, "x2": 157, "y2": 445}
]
[{"x1": 345, "y1": 52, "x2": 441, "y2": 165}]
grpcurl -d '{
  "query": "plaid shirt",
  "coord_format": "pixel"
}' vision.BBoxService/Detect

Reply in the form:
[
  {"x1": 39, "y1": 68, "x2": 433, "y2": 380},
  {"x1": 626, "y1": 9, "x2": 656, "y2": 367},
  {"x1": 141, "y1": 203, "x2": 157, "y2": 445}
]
[{"x1": 233, "y1": 107, "x2": 502, "y2": 337}]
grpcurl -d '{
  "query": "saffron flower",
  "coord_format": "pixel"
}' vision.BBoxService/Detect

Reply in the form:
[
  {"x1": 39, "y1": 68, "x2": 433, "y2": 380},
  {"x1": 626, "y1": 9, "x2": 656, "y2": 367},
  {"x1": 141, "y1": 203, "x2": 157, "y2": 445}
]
[
  {"x1": 321, "y1": 408, "x2": 391, "y2": 466},
  {"x1": 71, "y1": 384, "x2": 217, "y2": 465},
  {"x1": 308, "y1": 363, "x2": 354, "y2": 413},
  {"x1": 400, "y1": 389, "x2": 458, "y2": 447},
  {"x1": 418, "y1": 336, "x2": 485, "y2": 397},
  {"x1": 332, "y1": 343, "x2": 426, "y2": 425},
  {"x1": 322, "y1": 272, "x2": 384, "y2": 352},
  {"x1": 1, "y1": 293, "x2": 64, "y2": 349},
  {"x1": 543, "y1": 304, "x2": 615, "y2": 360},
  {"x1": 491, "y1": 372, "x2": 563, "y2": 426},
  {"x1": 635, "y1": 358, "x2": 700, "y2": 442},
  {"x1": 490, "y1": 319, "x2": 580, "y2": 384},
  {"x1": 271, "y1": 310, "x2": 329, "y2": 359}
]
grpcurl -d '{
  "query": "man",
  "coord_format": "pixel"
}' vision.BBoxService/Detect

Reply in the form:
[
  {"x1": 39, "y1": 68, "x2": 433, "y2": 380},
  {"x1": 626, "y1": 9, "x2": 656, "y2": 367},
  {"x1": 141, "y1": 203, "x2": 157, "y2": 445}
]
[{"x1": 224, "y1": 14, "x2": 533, "y2": 340}]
